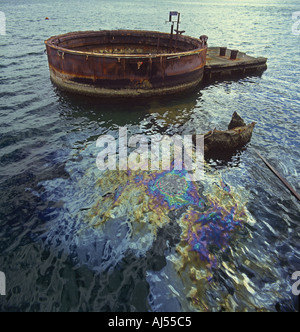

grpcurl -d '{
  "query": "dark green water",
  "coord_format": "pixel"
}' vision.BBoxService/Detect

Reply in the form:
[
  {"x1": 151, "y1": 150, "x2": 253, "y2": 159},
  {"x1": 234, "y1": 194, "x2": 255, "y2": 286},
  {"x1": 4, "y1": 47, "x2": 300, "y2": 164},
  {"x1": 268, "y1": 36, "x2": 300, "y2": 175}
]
[{"x1": 0, "y1": 0, "x2": 299, "y2": 312}]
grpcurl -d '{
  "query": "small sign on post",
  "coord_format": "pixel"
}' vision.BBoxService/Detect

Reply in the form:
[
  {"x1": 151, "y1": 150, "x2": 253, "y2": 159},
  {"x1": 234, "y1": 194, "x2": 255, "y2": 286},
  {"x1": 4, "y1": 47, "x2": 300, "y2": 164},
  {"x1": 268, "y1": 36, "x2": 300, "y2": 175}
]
[{"x1": 169, "y1": 11, "x2": 179, "y2": 22}]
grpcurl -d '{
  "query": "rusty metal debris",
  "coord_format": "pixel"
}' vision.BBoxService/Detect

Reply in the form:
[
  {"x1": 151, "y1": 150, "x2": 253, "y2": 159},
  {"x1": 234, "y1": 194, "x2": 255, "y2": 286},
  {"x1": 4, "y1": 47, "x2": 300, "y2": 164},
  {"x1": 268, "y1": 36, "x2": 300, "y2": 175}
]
[{"x1": 255, "y1": 150, "x2": 300, "y2": 201}]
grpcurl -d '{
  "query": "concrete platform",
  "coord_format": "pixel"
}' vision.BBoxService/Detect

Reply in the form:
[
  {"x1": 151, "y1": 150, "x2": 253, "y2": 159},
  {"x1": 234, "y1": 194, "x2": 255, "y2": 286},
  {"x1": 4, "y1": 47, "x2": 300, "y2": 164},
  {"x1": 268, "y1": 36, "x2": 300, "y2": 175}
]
[{"x1": 204, "y1": 47, "x2": 268, "y2": 81}]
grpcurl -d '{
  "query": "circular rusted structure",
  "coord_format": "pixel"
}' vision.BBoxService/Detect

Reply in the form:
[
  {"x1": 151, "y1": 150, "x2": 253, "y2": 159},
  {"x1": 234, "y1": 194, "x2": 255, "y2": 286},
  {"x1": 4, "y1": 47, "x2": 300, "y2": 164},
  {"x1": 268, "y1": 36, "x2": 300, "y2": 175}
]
[{"x1": 45, "y1": 30, "x2": 207, "y2": 97}]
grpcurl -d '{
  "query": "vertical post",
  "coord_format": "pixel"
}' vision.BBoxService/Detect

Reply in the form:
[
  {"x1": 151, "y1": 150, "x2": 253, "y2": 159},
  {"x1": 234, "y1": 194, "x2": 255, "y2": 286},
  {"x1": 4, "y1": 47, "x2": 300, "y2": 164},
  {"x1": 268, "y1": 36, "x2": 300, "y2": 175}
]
[
  {"x1": 168, "y1": 23, "x2": 174, "y2": 53},
  {"x1": 176, "y1": 13, "x2": 180, "y2": 33},
  {"x1": 167, "y1": 12, "x2": 180, "y2": 52},
  {"x1": 174, "y1": 13, "x2": 180, "y2": 52},
  {"x1": 170, "y1": 23, "x2": 174, "y2": 38}
]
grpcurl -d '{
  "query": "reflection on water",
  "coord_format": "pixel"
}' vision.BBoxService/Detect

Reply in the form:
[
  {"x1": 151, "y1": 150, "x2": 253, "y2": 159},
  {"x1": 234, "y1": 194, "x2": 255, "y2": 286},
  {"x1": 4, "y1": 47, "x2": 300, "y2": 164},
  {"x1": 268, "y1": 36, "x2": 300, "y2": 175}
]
[
  {"x1": 95, "y1": 165, "x2": 251, "y2": 308},
  {"x1": 33, "y1": 148, "x2": 263, "y2": 311},
  {"x1": 1, "y1": 80, "x2": 299, "y2": 311},
  {"x1": 35, "y1": 144, "x2": 296, "y2": 312},
  {"x1": 0, "y1": 0, "x2": 299, "y2": 312}
]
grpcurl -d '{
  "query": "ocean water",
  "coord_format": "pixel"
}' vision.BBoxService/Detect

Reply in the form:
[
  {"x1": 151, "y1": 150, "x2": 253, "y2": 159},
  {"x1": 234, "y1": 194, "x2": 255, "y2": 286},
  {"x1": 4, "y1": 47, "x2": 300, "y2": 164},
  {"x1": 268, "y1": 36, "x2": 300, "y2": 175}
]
[{"x1": 0, "y1": 0, "x2": 299, "y2": 312}]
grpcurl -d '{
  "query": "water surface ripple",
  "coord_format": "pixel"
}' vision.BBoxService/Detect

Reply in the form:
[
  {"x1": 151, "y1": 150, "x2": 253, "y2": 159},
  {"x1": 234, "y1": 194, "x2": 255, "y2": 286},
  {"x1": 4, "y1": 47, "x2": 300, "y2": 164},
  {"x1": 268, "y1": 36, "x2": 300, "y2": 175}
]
[{"x1": 0, "y1": 0, "x2": 299, "y2": 312}]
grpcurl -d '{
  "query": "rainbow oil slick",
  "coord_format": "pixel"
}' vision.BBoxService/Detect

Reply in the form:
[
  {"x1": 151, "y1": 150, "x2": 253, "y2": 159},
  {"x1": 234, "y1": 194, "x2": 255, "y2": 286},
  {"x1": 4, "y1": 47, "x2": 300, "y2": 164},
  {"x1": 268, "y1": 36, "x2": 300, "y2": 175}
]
[
  {"x1": 88, "y1": 163, "x2": 253, "y2": 310},
  {"x1": 182, "y1": 202, "x2": 245, "y2": 267},
  {"x1": 147, "y1": 169, "x2": 205, "y2": 210}
]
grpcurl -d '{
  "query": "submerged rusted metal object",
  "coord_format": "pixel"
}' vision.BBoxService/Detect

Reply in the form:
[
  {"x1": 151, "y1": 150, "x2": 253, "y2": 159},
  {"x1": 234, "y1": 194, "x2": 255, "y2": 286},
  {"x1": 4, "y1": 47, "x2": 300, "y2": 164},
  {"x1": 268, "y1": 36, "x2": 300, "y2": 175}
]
[
  {"x1": 192, "y1": 112, "x2": 256, "y2": 157},
  {"x1": 45, "y1": 30, "x2": 207, "y2": 97}
]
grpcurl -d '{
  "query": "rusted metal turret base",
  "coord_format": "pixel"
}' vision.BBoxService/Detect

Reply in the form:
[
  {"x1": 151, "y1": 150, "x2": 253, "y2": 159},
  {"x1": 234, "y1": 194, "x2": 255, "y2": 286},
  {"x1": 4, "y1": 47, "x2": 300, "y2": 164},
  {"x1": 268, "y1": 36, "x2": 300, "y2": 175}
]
[{"x1": 49, "y1": 69, "x2": 204, "y2": 98}]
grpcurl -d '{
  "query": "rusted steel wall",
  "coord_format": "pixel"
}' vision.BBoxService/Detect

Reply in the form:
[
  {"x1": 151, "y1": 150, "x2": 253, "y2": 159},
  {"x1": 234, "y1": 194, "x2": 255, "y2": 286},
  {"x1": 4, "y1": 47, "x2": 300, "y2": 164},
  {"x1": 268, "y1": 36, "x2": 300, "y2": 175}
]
[{"x1": 45, "y1": 30, "x2": 207, "y2": 97}]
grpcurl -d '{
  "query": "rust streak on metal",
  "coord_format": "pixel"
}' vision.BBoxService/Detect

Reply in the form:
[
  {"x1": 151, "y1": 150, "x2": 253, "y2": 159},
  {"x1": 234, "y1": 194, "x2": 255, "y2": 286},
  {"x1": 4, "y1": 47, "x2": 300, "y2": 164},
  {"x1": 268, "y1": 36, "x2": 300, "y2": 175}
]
[{"x1": 45, "y1": 30, "x2": 207, "y2": 97}]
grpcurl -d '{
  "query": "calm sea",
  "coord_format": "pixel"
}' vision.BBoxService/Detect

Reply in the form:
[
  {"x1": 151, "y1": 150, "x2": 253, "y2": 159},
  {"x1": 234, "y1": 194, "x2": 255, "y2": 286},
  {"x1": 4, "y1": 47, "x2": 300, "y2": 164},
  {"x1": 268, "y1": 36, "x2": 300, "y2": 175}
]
[{"x1": 0, "y1": 0, "x2": 299, "y2": 312}]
